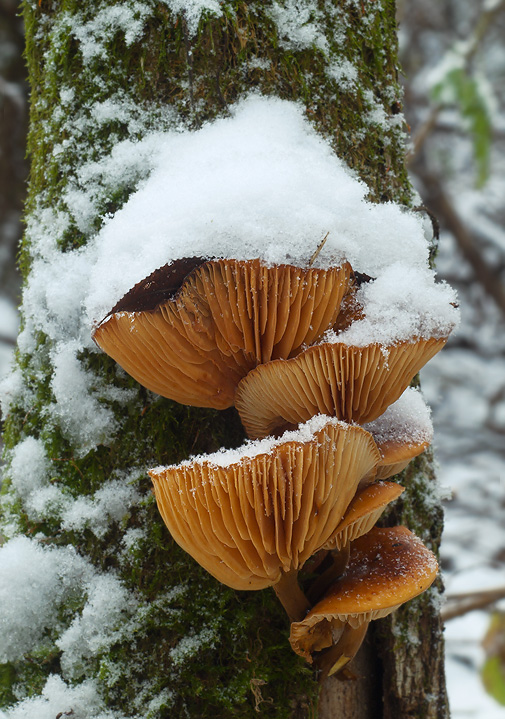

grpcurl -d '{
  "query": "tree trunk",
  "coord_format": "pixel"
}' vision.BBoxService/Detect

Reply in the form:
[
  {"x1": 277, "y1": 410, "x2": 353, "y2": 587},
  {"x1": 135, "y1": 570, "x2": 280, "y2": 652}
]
[{"x1": 0, "y1": 1, "x2": 448, "y2": 717}]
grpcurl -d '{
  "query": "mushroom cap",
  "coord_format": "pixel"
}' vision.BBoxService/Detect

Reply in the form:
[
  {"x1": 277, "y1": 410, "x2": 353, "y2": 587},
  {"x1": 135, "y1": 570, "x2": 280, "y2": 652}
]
[
  {"x1": 235, "y1": 337, "x2": 447, "y2": 439},
  {"x1": 289, "y1": 526, "x2": 438, "y2": 660},
  {"x1": 149, "y1": 416, "x2": 380, "y2": 591},
  {"x1": 323, "y1": 481, "x2": 404, "y2": 551},
  {"x1": 92, "y1": 258, "x2": 352, "y2": 410},
  {"x1": 372, "y1": 440, "x2": 430, "y2": 480},
  {"x1": 363, "y1": 388, "x2": 433, "y2": 479}
]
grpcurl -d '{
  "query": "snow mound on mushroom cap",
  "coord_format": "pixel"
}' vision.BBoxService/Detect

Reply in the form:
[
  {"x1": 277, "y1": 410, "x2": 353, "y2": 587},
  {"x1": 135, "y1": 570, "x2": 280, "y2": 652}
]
[
  {"x1": 85, "y1": 95, "x2": 458, "y2": 345},
  {"x1": 329, "y1": 264, "x2": 458, "y2": 345},
  {"x1": 363, "y1": 387, "x2": 433, "y2": 446}
]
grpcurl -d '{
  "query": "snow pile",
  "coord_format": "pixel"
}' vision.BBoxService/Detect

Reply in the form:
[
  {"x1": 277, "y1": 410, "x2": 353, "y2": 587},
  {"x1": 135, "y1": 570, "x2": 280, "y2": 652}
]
[
  {"x1": 60, "y1": 477, "x2": 141, "y2": 537},
  {"x1": 66, "y1": 4, "x2": 151, "y2": 61},
  {"x1": 85, "y1": 96, "x2": 456, "y2": 332},
  {"x1": 0, "y1": 537, "x2": 90, "y2": 663},
  {"x1": 4, "y1": 435, "x2": 141, "y2": 533},
  {"x1": 8, "y1": 436, "x2": 50, "y2": 502},
  {"x1": 268, "y1": 0, "x2": 328, "y2": 52},
  {"x1": 0, "y1": 534, "x2": 139, "y2": 709},
  {"x1": 0, "y1": 675, "x2": 122, "y2": 719},
  {"x1": 57, "y1": 573, "x2": 138, "y2": 679},
  {"x1": 330, "y1": 264, "x2": 457, "y2": 345}
]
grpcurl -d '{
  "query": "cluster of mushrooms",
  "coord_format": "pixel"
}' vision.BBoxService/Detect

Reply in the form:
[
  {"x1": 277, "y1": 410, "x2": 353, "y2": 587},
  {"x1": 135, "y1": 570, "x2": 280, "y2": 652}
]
[{"x1": 93, "y1": 256, "x2": 446, "y2": 679}]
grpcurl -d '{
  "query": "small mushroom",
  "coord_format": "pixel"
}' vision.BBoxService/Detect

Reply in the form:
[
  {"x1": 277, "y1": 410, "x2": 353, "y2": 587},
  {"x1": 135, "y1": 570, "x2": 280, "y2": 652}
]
[
  {"x1": 305, "y1": 481, "x2": 404, "y2": 603},
  {"x1": 289, "y1": 526, "x2": 438, "y2": 675},
  {"x1": 93, "y1": 258, "x2": 352, "y2": 409},
  {"x1": 149, "y1": 416, "x2": 380, "y2": 621},
  {"x1": 324, "y1": 480, "x2": 405, "y2": 552},
  {"x1": 363, "y1": 388, "x2": 433, "y2": 479},
  {"x1": 235, "y1": 338, "x2": 447, "y2": 439}
]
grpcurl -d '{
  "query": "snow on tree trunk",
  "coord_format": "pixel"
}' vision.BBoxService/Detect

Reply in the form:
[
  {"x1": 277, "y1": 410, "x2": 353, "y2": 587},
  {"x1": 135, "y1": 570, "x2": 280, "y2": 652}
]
[{"x1": 0, "y1": 1, "x2": 450, "y2": 717}]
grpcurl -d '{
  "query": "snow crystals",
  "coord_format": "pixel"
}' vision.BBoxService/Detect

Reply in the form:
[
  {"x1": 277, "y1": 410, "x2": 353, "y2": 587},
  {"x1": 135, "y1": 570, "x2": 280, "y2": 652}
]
[
  {"x1": 0, "y1": 537, "x2": 90, "y2": 664},
  {"x1": 154, "y1": 413, "x2": 348, "y2": 471}
]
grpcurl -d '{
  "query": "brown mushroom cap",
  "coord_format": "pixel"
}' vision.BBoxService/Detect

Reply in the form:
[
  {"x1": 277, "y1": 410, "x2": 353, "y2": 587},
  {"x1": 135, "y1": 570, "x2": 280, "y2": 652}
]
[
  {"x1": 92, "y1": 258, "x2": 352, "y2": 410},
  {"x1": 235, "y1": 337, "x2": 447, "y2": 439},
  {"x1": 323, "y1": 481, "x2": 405, "y2": 551},
  {"x1": 149, "y1": 417, "x2": 380, "y2": 591},
  {"x1": 289, "y1": 526, "x2": 438, "y2": 660}
]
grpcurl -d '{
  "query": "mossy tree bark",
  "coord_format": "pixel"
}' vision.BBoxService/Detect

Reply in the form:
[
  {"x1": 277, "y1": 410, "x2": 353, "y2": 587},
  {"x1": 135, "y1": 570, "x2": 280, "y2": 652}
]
[{"x1": 1, "y1": 1, "x2": 448, "y2": 717}]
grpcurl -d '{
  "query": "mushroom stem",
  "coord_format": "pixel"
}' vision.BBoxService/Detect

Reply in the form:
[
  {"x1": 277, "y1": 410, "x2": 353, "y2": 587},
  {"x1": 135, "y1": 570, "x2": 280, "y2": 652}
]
[
  {"x1": 306, "y1": 545, "x2": 351, "y2": 604},
  {"x1": 315, "y1": 621, "x2": 370, "y2": 681},
  {"x1": 274, "y1": 570, "x2": 312, "y2": 622}
]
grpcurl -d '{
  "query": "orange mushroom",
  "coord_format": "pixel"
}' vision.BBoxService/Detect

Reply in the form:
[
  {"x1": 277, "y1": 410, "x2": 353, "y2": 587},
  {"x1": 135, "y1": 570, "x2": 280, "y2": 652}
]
[
  {"x1": 363, "y1": 388, "x2": 433, "y2": 479},
  {"x1": 93, "y1": 258, "x2": 352, "y2": 409},
  {"x1": 149, "y1": 416, "x2": 380, "y2": 620},
  {"x1": 290, "y1": 526, "x2": 438, "y2": 675},
  {"x1": 324, "y1": 481, "x2": 405, "y2": 552},
  {"x1": 305, "y1": 481, "x2": 404, "y2": 604},
  {"x1": 235, "y1": 337, "x2": 447, "y2": 439}
]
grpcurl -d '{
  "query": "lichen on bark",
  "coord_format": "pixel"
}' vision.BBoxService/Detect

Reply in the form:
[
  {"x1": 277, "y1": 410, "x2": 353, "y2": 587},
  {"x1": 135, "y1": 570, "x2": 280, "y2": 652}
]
[{"x1": 0, "y1": 1, "x2": 447, "y2": 717}]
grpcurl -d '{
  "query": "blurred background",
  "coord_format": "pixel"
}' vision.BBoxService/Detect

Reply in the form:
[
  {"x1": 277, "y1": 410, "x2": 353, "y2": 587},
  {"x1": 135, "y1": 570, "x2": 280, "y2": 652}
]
[
  {"x1": 0, "y1": 0, "x2": 23, "y2": 374},
  {"x1": 399, "y1": 0, "x2": 505, "y2": 715},
  {"x1": 0, "y1": 0, "x2": 504, "y2": 715}
]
